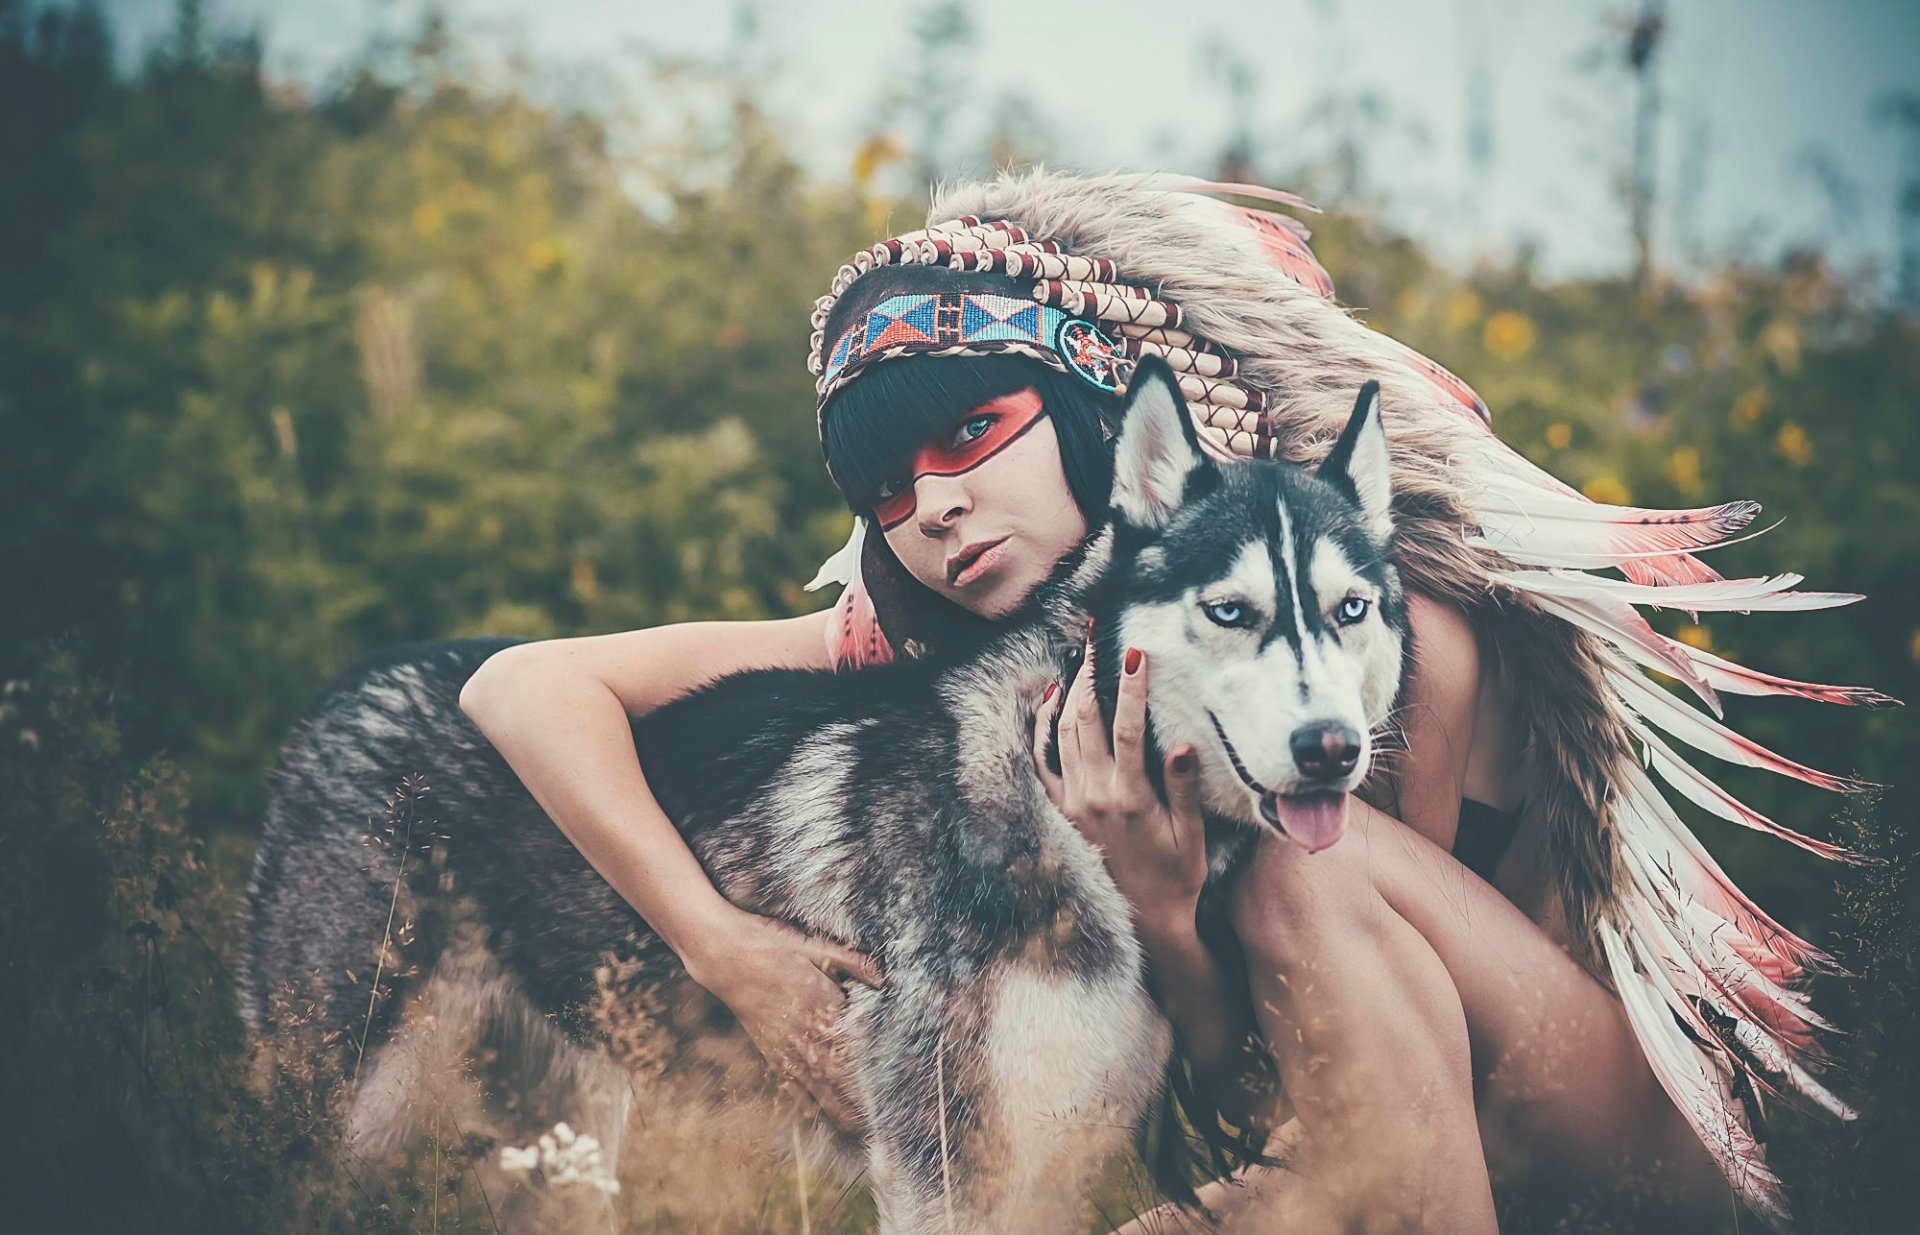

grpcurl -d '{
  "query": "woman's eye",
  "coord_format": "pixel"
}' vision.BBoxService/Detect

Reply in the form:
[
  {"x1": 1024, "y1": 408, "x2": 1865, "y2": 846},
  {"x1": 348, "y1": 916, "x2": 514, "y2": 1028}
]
[
  {"x1": 952, "y1": 414, "x2": 996, "y2": 446},
  {"x1": 1203, "y1": 601, "x2": 1249, "y2": 628},
  {"x1": 874, "y1": 477, "x2": 907, "y2": 502},
  {"x1": 1337, "y1": 596, "x2": 1371, "y2": 626}
]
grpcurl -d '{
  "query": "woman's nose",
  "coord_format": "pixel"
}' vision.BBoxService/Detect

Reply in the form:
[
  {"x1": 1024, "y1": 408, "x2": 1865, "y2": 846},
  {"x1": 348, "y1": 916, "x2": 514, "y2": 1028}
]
[{"x1": 915, "y1": 474, "x2": 970, "y2": 536}]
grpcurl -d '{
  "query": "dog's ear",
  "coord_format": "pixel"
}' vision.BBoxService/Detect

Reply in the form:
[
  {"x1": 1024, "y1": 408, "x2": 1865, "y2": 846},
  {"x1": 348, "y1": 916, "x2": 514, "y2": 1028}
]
[
  {"x1": 1110, "y1": 356, "x2": 1211, "y2": 530},
  {"x1": 1318, "y1": 380, "x2": 1393, "y2": 541}
]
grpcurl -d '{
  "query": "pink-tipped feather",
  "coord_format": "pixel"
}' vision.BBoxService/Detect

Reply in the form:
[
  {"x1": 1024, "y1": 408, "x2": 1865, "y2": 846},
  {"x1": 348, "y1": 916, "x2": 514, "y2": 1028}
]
[
  {"x1": 1637, "y1": 724, "x2": 1870, "y2": 863},
  {"x1": 1612, "y1": 745, "x2": 1842, "y2": 975},
  {"x1": 1511, "y1": 583, "x2": 1722, "y2": 714},
  {"x1": 1668, "y1": 641, "x2": 1903, "y2": 708},
  {"x1": 1609, "y1": 668, "x2": 1872, "y2": 795}
]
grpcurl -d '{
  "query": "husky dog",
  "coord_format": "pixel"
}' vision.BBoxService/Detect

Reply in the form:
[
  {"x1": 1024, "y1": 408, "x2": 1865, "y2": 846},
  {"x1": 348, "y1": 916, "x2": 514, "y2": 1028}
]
[{"x1": 239, "y1": 358, "x2": 1408, "y2": 1234}]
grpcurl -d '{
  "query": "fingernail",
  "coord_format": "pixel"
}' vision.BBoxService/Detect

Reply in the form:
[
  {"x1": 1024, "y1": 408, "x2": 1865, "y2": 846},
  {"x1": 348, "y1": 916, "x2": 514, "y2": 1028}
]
[
  {"x1": 1172, "y1": 751, "x2": 1196, "y2": 775},
  {"x1": 1124, "y1": 647, "x2": 1143, "y2": 675},
  {"x1": 1042, "y1": 682, "x2": 1058, "y2": 704}
]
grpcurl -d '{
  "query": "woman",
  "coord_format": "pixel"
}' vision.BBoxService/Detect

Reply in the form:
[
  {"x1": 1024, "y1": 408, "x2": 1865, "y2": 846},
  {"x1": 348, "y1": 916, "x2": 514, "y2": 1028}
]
[{"x1": 461, "y1": 172, "x2": 1867, "y2": 1230}]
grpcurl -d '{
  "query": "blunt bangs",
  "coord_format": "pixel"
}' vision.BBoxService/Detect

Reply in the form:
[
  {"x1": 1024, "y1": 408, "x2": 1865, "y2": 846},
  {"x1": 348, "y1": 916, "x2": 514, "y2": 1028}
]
[
  {"x1": 821, "y1": 354, "x2": 1123, "y2": 521},
  {"x1": 823, "y1": 354, "x2": 1041, "y2": 506}
]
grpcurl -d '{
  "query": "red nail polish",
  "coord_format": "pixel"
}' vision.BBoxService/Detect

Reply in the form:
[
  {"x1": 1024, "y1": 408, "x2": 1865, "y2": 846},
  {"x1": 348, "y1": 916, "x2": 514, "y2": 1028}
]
[
  {"x1": 1042, "y1": 682, "x2": 1058, "y2": 704},
  {"x1": 1172, "y1": 751, "x2": 1196, "y2": 775},
  {"x1": 1124, "y1": 647, "x2": 1143, "y2": 675}
]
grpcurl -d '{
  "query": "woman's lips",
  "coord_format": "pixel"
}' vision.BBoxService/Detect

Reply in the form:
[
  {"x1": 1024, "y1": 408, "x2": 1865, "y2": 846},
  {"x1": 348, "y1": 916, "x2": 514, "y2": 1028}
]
[{"x1": 949, "y1": 537, "x2": 1010, "y2": 587}]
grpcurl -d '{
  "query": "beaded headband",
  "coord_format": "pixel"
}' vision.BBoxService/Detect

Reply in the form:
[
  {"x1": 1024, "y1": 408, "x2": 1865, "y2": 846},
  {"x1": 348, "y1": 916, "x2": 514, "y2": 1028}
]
[{"x1": 820, "y1": 292, "x2": 1124, "y2": 398}]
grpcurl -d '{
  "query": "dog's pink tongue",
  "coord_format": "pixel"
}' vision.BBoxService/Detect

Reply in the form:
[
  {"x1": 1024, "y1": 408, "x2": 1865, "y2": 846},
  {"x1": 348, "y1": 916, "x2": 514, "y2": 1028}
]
[{"x1": 1260, "y1": 791, "x2": 1349, "y2": 852}]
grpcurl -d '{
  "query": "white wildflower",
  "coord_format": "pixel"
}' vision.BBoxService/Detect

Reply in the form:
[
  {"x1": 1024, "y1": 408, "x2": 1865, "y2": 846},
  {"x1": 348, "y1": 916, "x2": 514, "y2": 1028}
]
[
  {"x1": 497, "y1": 1120, "x2": 620, "y2": 1195},
  {"x1": 498, "y1": 1145, "x2": 540, "y2": 1172}
]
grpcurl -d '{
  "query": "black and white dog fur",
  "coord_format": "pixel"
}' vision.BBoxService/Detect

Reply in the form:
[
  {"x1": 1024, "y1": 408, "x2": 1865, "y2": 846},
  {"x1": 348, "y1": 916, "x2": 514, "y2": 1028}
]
[{"x1": 239, "y1": 358, "x2": 1408, "y2": 1234}]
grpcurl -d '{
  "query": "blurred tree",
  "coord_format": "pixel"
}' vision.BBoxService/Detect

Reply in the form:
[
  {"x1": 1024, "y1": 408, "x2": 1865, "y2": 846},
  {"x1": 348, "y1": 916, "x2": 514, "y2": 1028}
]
[{"x1": 0, "y1": 0, "x2": 874, "y2": 826}]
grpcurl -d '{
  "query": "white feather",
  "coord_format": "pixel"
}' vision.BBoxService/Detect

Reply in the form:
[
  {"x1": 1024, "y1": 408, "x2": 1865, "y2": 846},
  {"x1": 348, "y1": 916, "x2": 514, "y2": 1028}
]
[
  {"x1": 1608, "y1": 668, "x2": 1867, "y2": 794},
  {"x1": 1633, "y1": 720, "x2": 1867, "y2": 862},
  {"x1": 1498, "y1": 581, "x2": 1719, "y2": 713},
  {"x1": 1508, "y1": 569, "x2": 1862, "y2": 615},
  {"x1": 1672, "y1": 641, "x2": 1900, "y2": 707},
  {"x1": 807, "y1": 518, "x2": 866, "y2": 592}
]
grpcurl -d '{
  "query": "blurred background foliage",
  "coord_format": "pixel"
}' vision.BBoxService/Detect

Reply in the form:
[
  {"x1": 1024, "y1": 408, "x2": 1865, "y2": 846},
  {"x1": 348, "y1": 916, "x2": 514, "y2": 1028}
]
[{"x1": 0, "y1": 0, "x2": 1914, "y2": 1230}]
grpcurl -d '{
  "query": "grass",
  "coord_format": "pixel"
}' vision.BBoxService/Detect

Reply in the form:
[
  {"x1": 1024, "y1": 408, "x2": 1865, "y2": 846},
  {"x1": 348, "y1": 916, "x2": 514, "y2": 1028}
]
[{"x1": 0, "y1": 653, "x2": 1911, "y2": 1233}]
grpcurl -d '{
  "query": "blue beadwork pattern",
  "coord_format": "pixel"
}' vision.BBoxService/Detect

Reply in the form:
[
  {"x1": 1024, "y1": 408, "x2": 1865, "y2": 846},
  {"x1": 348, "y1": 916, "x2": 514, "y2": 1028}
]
[{"x1": 824, "y1": 292, "x2": 1119, "y2": 393}]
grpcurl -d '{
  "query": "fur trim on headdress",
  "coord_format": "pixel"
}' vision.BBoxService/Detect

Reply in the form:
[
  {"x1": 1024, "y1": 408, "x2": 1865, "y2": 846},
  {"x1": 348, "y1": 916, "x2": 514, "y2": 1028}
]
[{"x1": 812, "y1": 169, "x2": 1887, "y2": 1226}]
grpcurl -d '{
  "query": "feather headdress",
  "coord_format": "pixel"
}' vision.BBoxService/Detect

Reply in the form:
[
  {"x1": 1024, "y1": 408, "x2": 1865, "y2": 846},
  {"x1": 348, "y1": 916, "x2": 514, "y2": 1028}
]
[{"x1": 806, "y1": 169, "x2": 1890, "y2": 1227}]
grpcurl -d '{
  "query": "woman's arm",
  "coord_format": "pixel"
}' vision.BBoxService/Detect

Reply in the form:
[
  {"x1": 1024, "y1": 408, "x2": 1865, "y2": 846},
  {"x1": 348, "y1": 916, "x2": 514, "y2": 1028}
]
[{"x1": 459, "y1": 610, "x2": 882, "y2": 1128}]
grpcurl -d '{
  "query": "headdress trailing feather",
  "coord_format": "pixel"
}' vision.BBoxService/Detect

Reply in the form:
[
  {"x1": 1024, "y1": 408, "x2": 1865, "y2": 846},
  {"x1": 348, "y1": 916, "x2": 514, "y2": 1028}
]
[{"x1": 805, "y1": 169, "x2": 1892, "y2": 1227}]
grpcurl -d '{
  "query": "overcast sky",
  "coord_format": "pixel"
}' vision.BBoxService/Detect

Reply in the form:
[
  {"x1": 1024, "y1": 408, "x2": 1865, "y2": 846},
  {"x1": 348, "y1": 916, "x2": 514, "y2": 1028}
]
[{"x1": 97, "y1": 0, "x2": 1920, "y2": 285}]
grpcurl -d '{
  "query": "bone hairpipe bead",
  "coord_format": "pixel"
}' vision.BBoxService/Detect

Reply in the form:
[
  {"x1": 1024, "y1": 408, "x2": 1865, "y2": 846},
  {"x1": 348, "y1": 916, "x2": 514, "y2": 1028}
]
[
  {"x1": 1119, "y1": 339, "x2": 1238, "y2": 379},
  {"x1": 1192, "y1": 403, "x2": 1263, "y2": 436},
  {"x1": 1111, "y1": 323, "x2": 1203, "y2": 351},
  {"x1": 1052, "y1": 278, "x2": 1149, "y2": 302},
  {"x1": 1035, "y1": 282, "x2": 1185, "y2": 330},
  {"x1": 1176, "y1": 375, "x2": 1264, "y2": 412}
]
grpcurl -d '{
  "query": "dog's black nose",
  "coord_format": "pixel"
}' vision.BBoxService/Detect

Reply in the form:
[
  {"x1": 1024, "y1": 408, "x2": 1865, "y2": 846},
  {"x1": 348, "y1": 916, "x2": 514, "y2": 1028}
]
[{"x1": 1291, "y1": 723, "x2": 1361, "y2": 780}]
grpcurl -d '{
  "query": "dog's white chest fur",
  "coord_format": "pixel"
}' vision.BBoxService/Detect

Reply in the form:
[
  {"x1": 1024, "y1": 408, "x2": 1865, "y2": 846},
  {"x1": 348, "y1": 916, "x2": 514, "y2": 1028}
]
[{"x1": 974, "y1": 962, "x2": 1171, "y2": 1231}]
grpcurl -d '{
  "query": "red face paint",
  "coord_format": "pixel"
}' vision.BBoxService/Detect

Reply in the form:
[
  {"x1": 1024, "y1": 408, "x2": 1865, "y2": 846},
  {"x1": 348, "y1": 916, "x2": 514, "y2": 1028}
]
[{"x1": 871, "y1": 388, "x2": 1048, "y2": 530}]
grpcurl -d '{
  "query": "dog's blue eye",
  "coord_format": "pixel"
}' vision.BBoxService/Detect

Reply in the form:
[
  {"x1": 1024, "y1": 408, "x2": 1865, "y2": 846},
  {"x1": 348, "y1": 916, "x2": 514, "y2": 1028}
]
[
  {"x1": 1203, "y1": 601, "x2": 1248, "y2": 628},
  {"x1": 1337, "y1": 597, "x2": 1371, "y2": 625}
]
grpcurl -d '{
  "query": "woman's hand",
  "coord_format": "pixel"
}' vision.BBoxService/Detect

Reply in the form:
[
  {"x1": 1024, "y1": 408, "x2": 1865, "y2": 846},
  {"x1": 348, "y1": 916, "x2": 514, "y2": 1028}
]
[
  {"x1": 1032, "y1": 635, "x2": 1209, "y2": 937},
  {"x1": 683, "y1": 907, "x2": 884, "y2": 1136}
]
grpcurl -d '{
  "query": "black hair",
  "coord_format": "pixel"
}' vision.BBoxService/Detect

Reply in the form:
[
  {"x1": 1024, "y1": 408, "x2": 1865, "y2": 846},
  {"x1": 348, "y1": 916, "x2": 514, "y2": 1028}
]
[{"x1": 821, "y1": 352, "x2": 1122, "y2": 517}]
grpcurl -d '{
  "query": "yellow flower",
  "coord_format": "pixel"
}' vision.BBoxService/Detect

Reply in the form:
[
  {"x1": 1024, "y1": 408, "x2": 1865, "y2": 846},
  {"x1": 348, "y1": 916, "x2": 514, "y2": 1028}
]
[
  {"x1": 851, "y1": 133, "x2": 906, "y2": 185},
  {"x1": 1444, "y1": 290, "x2": 1482, "y2": 330},
  {"x1": 271, "y1": 406, "x2": 298, "y2": 459},
  {"x1": 410, "y1": 203, "x2": 446, "y2": 238},
  {"x1": 1482, "y1": 311, "x2": 1537, "y2": 360},
  {"x1": 1545, "y1": 422, "x2": 1573, "y2": 450},
  {"x1": 1667, "y1": 446, "x2": 1702, "y2": 495},
  {"x1": 570, "y1": 557, "x2": 599, "y2": 604},
  {"x1": 1583, "y1": 475, "x2": 1631, "y2": 506},
  {"x1": 1674, "y1": 623, "x2": 1712, "y2": 651},
  {"x1": 1761, "y1": 320, "x2": 1802, "y2": 374},
  {"x1": 1729, "y1": 387, "x2": 1769, "y2": 429},
  {"x1": 1774, "y1": 422, "x2": 1812, "y2": 466}
]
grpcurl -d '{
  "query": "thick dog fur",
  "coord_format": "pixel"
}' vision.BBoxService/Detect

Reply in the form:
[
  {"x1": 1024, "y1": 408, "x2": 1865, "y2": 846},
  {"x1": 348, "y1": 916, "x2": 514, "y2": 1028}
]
[{"x1": 239, "y1": 360, "x2": 1407, "y2": 1234}]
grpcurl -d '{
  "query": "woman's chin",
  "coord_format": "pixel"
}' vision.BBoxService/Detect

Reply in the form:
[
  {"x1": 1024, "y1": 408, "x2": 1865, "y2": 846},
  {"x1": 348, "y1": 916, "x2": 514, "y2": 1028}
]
[{"x1": 963, "y1": 570, "x2": 1049, "y2": 619}]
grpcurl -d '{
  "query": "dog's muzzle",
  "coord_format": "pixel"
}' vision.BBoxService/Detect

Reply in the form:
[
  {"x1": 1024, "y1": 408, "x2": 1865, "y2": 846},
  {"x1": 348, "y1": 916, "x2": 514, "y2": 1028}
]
[{"x1": 1208, "y1": 712, "x2": 1354, "y2": 853}]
